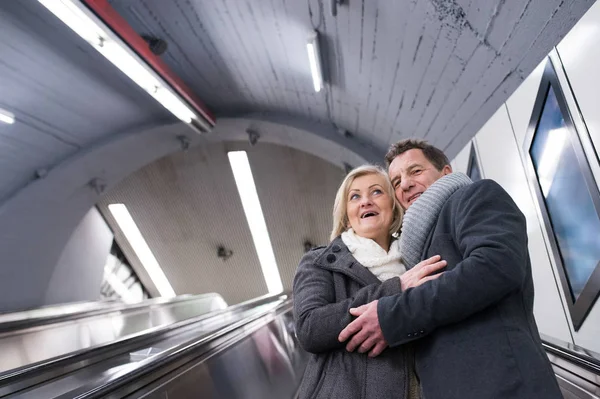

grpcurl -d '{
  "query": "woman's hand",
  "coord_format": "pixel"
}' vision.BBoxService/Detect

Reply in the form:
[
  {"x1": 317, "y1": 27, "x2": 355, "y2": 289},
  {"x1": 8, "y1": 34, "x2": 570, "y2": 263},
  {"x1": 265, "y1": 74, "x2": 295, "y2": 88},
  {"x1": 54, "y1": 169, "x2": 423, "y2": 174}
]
[{"x1": 400, "y1": 255, "x2": 447, "y2": 291}]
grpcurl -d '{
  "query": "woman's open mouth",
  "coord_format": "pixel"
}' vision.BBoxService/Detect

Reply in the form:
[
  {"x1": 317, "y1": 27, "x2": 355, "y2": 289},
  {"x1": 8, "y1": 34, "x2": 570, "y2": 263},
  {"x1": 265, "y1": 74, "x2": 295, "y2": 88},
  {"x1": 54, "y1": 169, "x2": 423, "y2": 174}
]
[{"x1": 360, "y1": 211, "x2": 379, "y2": 219}]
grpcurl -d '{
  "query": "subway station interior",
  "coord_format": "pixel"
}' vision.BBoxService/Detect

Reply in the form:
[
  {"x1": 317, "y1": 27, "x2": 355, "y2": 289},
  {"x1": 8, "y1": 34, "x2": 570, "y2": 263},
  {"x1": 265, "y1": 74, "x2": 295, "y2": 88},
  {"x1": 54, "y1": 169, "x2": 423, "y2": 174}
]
[{"x1": 1, "y1": 0, "x2": 600, "y2": 397}]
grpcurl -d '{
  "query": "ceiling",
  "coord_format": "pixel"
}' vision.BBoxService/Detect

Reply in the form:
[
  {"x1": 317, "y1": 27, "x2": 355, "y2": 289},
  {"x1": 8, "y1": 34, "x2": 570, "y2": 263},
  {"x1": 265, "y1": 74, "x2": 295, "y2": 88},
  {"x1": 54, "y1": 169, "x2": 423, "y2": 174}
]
[
  {"x1": 0, "y1": 0, "x2": 172, "y2": 202},
  {"x1": 108, "y1": 0, "x2": 593, "y2": 155},
  {"x1": 0, "y1": 0, "x2": 592, "y2": 203},
  {"x1": 98, "y1": 141, "x2": 344, "y2": 305},
  {"x1": 0, "y1": 0, "x2": 594, "y2": 306}
]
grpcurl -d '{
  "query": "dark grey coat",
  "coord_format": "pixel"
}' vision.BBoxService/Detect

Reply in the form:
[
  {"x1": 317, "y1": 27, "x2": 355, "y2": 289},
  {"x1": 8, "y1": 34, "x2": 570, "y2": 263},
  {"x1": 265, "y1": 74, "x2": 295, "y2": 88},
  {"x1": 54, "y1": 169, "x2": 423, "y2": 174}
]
[
  {"x1": 378, "y1": 179, "x2": 562, "y2": 399},
  {"x1": 293, "y1": 237, "x2": 414, "y2": 399}
]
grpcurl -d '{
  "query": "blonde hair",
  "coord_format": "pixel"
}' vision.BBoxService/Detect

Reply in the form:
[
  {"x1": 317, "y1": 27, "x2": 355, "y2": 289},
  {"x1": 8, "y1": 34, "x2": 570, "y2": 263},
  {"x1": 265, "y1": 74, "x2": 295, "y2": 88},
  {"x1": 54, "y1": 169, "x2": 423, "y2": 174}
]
[{"x1": 330, "y1": 165, "x2": 403, "y2": 241}]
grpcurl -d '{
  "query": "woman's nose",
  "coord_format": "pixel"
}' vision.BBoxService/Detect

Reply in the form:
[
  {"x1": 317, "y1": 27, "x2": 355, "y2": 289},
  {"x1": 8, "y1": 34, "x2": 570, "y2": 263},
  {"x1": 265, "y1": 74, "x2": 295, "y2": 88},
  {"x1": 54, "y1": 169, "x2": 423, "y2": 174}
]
[{"x1": 360, "y1": 196, "x2": 373, "y2": 206}]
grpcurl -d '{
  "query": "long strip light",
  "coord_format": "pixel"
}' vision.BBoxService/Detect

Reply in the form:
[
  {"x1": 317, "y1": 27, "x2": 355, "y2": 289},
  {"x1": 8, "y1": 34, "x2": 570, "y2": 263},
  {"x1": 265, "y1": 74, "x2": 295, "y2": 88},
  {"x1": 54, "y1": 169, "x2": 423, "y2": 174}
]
[
  {"x1": 108, "y1": 204, "x2": 175, "y2": 298},
  {"x1": 307, "y1": 31, "x2": 324, "y2": 92},
  {"x1": 227, "y1": 151, "x2": 283, "y2": 294},
  {"x1": 37, "y1": 0, "x2": 196, "y2": 124},
  {"x1": 0, "y1": 108, "x2": 15, "y2": 125}
]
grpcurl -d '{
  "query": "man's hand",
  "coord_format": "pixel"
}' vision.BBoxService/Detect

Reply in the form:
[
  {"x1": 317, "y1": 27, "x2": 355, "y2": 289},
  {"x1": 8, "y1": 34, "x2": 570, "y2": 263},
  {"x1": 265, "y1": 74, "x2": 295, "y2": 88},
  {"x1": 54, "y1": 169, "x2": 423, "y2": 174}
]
[
  {"x1": 336, "y1": 256, "x2": 446, "y2": 357},
  {"x1": 400, "y1": 255, "x2": 447, "y2": 290},
  {"x1": 338, "y1": 300, "x2": 388, "y2": 357}
]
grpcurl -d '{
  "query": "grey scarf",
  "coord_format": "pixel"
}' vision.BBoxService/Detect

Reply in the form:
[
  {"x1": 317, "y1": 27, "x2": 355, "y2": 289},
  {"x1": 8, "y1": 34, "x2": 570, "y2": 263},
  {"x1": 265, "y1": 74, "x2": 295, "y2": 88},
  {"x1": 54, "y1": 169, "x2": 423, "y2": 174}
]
[{"x1": 399, "y1": 173, "x2": 473, "y2": 269}]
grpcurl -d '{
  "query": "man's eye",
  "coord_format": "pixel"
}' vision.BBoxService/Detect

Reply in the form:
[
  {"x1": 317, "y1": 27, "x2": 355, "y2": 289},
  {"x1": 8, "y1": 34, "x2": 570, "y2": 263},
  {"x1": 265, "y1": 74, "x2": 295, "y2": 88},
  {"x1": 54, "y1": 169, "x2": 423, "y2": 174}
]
[
  {"x1": 394, "y1": 181, "x2": 401, "y2": 187},
  {"x1": 413, "y1": 169, "x2": 422, "y2": 175}
]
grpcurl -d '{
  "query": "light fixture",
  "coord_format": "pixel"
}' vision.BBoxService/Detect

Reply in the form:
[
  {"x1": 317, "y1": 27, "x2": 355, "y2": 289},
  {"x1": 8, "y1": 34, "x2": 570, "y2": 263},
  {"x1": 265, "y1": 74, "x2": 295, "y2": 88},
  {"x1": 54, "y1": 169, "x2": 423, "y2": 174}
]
[
  {"x1": 307, "y1": 31, "x2": 324, "y2": 92},
  {"x1": 37, "y1": 0, "x2": 201, "y2": 127},
  {"x1": 0, "y1": 108, "x2": 15, "y2": 125},
  {"x1": 227, "y1": 151, "x2": 283, "y2": 294},
  {"x1": 108, "y1": 204, "x2": 175, "y2": 298}
]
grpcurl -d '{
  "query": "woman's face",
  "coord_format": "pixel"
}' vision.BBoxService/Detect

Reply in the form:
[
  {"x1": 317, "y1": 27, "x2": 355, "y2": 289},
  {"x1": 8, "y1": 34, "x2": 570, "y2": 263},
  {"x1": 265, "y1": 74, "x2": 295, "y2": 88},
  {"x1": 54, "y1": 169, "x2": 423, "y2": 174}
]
[{"x1": 346, "y1": 173, "x2": 394, "y2": 242}]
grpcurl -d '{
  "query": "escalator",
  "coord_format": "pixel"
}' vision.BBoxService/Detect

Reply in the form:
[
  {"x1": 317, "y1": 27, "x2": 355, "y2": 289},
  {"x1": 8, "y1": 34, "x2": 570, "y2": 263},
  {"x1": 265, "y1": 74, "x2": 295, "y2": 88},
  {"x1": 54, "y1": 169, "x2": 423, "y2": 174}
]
[
  {"x1": 543, "y1": 335, "x2": 600, "y2": 399},
  {"x1": 1, "y1": 293, "x2": 597, "y2": 399},
  {"x1": 0, "y1": 294, "x2": 307, "y2": 398}
]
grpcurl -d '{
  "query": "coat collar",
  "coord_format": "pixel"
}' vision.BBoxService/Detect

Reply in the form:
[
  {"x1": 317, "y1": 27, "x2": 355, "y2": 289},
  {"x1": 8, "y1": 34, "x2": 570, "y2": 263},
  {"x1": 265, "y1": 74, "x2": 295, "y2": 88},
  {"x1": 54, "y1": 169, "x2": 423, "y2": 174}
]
[{"x1": 314, "y1": 236, "x2": 381, "y2": 286}]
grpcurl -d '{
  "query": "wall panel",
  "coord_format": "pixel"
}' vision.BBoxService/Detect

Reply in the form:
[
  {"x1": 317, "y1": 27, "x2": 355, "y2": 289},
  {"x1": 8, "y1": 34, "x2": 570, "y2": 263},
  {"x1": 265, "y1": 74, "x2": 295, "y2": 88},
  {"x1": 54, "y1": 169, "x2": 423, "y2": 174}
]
[
  {"x1": 556, "y1": 1, "x2": 600, "y2": 157},
  {"x1": 45, "y1": 207, "x2": 113, "y2": 305},
  {"x1": 554, "y1": 1, "x2": 600, "y2": 351}
]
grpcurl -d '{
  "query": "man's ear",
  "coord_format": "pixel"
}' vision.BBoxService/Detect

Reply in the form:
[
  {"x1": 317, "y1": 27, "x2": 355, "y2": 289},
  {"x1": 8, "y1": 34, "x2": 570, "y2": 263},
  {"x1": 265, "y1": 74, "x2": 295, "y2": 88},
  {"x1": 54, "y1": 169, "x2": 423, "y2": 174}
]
[{"x1": 442, "y1": 164, "x2": 452, "y2": 175}]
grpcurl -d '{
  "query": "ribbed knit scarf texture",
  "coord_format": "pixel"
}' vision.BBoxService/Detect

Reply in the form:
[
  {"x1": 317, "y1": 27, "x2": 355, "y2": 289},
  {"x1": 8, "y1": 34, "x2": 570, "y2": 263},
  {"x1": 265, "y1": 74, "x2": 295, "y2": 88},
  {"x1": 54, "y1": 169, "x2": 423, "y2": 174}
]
[
  {"x1": 399, "y1": 173, "x2": 472, "y2": 269},
  {"x1": 341, "y1": 228, "x2": 406, "y2": 281}
]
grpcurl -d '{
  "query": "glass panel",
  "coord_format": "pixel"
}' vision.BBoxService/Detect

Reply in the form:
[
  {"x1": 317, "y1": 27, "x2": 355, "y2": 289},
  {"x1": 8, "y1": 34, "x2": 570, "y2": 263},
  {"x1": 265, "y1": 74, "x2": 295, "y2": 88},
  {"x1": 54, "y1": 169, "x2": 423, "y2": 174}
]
[
  {"x1": 467, "y1": 149, "x2": 482, "y2": 182},
  {"x1": 530, "y1": 87, "x2": 600, "y2": 301}
]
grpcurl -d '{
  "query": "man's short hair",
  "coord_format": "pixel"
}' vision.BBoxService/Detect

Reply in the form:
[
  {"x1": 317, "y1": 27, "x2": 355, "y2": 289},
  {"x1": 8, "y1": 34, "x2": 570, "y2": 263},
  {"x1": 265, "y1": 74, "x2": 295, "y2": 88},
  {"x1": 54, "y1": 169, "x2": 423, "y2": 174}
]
[{"x1": 385, "y1": 139, "x2": 450, "y2": 171}]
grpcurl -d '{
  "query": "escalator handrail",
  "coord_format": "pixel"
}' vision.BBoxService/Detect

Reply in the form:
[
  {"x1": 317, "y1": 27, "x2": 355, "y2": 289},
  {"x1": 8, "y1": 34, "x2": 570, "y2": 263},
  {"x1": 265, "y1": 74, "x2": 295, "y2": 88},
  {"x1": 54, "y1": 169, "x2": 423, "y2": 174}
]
[
  {"x1": 0, "y1": 293, "x2": 222, "y2": 333},
  {"x1": 67, "y1": 297, "x2": 293, "y2": 399},
  {"x1": 0, "y1": 292, "x2": 288, "y2": 390},
  {"x1": 541, "y1": 335, "x2": 600, "y2": 375}
]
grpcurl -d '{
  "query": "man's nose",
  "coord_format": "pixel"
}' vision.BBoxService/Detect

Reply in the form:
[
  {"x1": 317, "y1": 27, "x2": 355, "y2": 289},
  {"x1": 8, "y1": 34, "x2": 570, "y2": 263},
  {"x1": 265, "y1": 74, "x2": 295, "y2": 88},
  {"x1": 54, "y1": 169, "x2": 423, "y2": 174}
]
[{"x1": 400, "y1": 177, "x2": 412, "y2": 191}]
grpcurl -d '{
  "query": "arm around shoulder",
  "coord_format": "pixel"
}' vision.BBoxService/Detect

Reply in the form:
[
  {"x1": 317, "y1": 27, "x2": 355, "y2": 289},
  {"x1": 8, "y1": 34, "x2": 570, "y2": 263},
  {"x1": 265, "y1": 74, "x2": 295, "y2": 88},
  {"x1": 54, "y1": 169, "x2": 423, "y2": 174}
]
[{"x1": 378, "y1": 179, "x2": 528, "y2": 346}]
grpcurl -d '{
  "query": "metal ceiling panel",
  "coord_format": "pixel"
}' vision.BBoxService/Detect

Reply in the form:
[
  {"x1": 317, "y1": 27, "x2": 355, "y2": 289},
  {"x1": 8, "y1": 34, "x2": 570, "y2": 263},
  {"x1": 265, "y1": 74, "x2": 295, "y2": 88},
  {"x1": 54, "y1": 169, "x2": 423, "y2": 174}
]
[
  {"x1": 98, "y1": 141, "x2": 344, "y2": 304},
  {"x1": 0, "y1": 0, "x2": 171, "y2": 202}
]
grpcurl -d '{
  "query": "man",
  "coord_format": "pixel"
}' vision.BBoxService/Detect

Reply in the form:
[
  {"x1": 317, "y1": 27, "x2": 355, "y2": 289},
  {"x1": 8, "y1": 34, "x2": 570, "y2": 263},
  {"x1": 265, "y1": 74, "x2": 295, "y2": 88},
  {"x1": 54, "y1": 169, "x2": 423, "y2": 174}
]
[{"x1": 338, "y1": 140, "x2": 562, "y2": 398}]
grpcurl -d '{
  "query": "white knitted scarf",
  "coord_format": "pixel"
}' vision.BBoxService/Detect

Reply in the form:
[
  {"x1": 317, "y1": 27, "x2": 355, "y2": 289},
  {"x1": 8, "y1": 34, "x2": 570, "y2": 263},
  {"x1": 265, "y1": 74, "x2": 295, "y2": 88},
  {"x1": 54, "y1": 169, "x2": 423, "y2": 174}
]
[
  {"x1": 341, "y1": 228, "x2": 406, "y2": 281},
  {"x1": 399, "y1": 173, "x2": 472, "y2": 269}
]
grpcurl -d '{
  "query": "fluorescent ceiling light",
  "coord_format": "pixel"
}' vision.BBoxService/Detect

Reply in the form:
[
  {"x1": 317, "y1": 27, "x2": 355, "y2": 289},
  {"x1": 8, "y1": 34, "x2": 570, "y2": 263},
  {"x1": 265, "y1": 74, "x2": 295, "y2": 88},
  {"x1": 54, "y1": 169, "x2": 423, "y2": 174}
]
[
  {"x1": 307, "y1": 32, "x2": 324, "y2": 92},
  {"x1": 37, "y1": 0, "x2": 196, "y2": 124},
  {"x1": 108, "y1": 203, "x2": 175, "y2": 298},
  {"x1": 0, "y1": 109, "x2": 15, "y2": 125},
  {"x1": 228, "y1": 151, "x2": 283, "y2": 294}
]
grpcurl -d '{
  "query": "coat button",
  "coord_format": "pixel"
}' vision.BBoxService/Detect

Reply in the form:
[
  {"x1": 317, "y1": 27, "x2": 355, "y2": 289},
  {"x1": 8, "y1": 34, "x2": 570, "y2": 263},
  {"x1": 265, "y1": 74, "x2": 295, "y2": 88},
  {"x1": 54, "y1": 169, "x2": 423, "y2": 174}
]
[
  {"x1": 326, "y1": 254, "x2": 336, "y2": 263},
  {"x1": 420, "y1": 330, "x2": 425, "y2": 334},
  {"x1": 407, "y1": 333, "x2": 412, "y2": 338},
  {"x1": 332, "y1": 245, "x2": 341, "y2": 253}
]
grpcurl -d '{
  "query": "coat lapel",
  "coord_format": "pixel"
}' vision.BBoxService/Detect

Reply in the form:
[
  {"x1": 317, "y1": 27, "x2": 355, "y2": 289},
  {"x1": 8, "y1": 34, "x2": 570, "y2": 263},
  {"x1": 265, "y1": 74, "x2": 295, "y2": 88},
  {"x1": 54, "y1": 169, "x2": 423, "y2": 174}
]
[{"x1": 315, "y1": 237, "x2": 381, "y2": 286}]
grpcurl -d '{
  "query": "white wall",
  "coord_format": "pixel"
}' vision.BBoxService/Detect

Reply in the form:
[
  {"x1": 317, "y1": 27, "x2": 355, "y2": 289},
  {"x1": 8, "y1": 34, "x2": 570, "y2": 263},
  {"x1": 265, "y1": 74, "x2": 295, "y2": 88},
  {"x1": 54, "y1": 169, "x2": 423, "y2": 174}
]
[
  {"x1": 45, "y1": 207, "x2": 113, "y2": 305},
  {"x1": 450, "y1": 142, "x2": 471, "y2": 174},
  {"x1": 556, "y1": 3, "x2": 600, "y2": 158},
  {"x1": 453, "y1": 0, "x2": 600, "y2": 353}
]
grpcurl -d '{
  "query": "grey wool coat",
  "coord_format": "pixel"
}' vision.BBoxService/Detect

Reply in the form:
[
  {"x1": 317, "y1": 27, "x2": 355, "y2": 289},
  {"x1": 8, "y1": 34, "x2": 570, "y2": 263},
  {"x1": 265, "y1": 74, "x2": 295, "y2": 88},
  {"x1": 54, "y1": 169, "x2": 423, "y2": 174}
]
[
  {"x1": 293, "y1": 237, "x2": 416, "y2": 399},
  {"x1": 378, "y1": 179, "x2": 562, "y2": 399}
]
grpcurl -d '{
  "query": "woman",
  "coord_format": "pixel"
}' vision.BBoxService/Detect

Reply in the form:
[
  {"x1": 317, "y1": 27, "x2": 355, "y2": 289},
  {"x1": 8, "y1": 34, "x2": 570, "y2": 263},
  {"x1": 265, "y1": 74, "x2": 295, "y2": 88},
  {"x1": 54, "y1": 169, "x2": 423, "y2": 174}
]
[{"x1": 293, "y1": 165, "x2": 446, "y2": 399}]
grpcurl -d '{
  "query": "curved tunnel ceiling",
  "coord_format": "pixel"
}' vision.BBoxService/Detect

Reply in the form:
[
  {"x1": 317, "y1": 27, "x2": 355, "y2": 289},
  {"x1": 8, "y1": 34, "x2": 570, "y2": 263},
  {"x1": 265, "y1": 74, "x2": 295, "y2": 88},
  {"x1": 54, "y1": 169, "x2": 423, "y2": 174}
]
[
  {"x1": 109, "y1": 0, "x2": 592, "y2": 158},
  {"x1": 0, "y1": 0, "x2": 594, "y2": 204},
  {"x1": 0, "y1": 0, "x2": 594, "y2": 310}
]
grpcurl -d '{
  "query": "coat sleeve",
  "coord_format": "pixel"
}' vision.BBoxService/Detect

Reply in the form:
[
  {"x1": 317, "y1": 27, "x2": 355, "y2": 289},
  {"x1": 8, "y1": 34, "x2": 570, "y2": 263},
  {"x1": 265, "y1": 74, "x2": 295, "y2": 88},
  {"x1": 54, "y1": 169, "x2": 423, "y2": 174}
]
[
  {"x1": 378, "y1": 180, "x2": 528, "y2": 346},
  {"x1": 293, "y1": 249, "x2": 401, "y2": 354}
]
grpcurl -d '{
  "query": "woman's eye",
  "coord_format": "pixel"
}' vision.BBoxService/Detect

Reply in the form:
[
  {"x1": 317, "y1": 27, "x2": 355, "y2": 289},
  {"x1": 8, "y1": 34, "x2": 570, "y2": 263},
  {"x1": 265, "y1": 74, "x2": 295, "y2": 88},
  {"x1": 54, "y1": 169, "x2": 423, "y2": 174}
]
[
  {"x1": 350, "y1": 193, "x2": 359, "y2": 200},
  {"x1": 372, "y1": 189, "x2": 383, "y2": 195}
]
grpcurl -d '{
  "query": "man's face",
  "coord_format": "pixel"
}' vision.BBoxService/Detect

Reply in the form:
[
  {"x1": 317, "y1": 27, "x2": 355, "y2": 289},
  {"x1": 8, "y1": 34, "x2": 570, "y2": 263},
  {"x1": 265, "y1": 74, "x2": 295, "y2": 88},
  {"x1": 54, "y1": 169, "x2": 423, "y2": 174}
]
[{"x1": 388, "y1": 149, "x2": 452, "y2": 209}]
